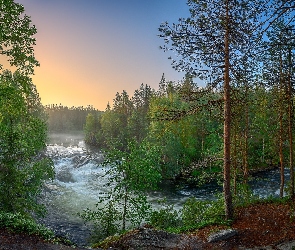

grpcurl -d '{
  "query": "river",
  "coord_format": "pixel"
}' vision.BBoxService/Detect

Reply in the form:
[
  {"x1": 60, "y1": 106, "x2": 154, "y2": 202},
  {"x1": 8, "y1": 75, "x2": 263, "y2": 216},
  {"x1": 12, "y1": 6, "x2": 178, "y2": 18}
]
[{"x1": 38, "y1": 132, "x2": 288, "y2": 247}]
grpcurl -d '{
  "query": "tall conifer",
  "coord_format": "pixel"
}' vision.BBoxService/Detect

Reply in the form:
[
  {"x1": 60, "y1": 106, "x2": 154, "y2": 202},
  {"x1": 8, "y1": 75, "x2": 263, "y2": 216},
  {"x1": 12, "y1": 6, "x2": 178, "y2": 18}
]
[{"x1": 159, "y1": 0, "x2": 269, "y2": 219}]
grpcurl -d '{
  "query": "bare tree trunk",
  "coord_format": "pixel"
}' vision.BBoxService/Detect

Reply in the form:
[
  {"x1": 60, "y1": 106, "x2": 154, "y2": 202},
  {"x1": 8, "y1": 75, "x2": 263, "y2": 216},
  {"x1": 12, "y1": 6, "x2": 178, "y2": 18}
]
[
  {"x1": 122, "y1": 169, "x2": 128, "y2": 231},
  {"x1": 279, "y1": 108, "x2": 284, "y2": 198},
  {"x1": 279, "y1": 52, "x2": 284, "y2": 198},
  {"x1": 262, "y1": 138, "x2": 265, "y2": 163},
  {"x1": 122, "y1": 186, "x2": 128, "y2": 231},
  {"x1": 288, "y1": 48, "x2": 294, "y2": 198},
  {"x1": 223, "y1": 0, "x2": 233, "y2": 220},
  {"x1": 243, "y1": 85, "x2": 249, "y2": 184},
  {"x1": 233, "y1": 126, "x2": 238, "y2": 195}
]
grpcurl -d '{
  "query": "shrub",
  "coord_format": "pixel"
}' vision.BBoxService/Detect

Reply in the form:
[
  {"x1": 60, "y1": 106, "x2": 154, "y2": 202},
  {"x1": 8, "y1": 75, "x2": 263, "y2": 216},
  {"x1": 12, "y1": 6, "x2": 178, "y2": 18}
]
[
  {"x1": 181, "y1": 196, "x2": 225, "y2": 229},
  {"x1": 79, "y1": 200, "x2": 121, "y2": 242},
  {"x1": 0, "y1": 212, "x2": 54, "y2": 240},
  {"x1": 233, "y1": 183, "x2": 259, "y2": 207},
  {"x1": 149, "y1": 201, "x2": 181, "y2": 229}
]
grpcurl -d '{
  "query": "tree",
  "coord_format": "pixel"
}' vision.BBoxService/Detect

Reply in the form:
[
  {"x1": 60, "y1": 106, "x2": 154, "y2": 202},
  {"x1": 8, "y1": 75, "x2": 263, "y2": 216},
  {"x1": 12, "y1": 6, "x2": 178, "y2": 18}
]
[
  {"x1": 148, "y1": 81, "x2": 201, "y2": 178},
  {"x1": 0, "y1": 72, "x2": 54, "y2": 215},
  {"x1": 84, "y1": 113, "x2": 100, "y2": 145},
  {"x1": 80, "y1": 140, "x2": 161, "y2": 240},
  {"x1": 0, "y1": 0, "x2": 39, "y2": 76},
  {"x1": 159, "y1": 0, "x2": 268, "y2": 219},
  {"x1": 262, "y1": 20, "x2": 295, "y2": 197},
  {"x1": 128, "y1": 84, "x2": 154, "y2": 142},
  {"x1": 0, "y1": 0, "x2": 54, "y2": 216}
]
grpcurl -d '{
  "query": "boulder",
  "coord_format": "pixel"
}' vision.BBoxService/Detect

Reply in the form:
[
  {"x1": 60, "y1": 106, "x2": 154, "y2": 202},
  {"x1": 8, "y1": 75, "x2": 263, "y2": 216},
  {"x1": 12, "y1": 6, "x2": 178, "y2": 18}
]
[
  {"x1": 207, "y1": 229, "x2": 237, "y2": 243},
  {"x1": 109, "y1": 227, "x2": 203, "y2": 250}
]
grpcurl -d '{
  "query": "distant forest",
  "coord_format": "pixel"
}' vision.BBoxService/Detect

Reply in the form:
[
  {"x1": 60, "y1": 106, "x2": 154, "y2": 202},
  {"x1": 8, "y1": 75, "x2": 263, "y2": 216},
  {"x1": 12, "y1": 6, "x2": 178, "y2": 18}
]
[{"x1": 44, "y1": 104, "x2": 101, "y2": 132}]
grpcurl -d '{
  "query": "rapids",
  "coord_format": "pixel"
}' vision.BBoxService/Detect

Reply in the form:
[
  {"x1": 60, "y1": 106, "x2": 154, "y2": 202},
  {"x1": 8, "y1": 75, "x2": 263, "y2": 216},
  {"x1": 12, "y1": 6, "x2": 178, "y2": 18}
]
[{"x1": 38, "y1": 132, "x2": 287, "y2": 247}]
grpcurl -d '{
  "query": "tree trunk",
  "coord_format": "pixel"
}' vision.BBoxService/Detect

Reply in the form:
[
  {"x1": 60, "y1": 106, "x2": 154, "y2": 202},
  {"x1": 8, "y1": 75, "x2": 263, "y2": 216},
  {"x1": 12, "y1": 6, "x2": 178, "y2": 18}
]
[
  {"x1": 288, "y1": 48, "x2": 294, "y2": 198},
  {"x1": 279, "y1": 108, "x2": 284, "y2": 198},
  {"x1": 223, "y1": 0, "x2": 233, "y2": 221},
  {"x1": 122, "y1": 187, "x2": 128, "y2": 231},
  {"x1": 243, "y1": 85, "x2": 249, "y2": 184},
  {"x1": 233, "y1": 127, "x2": 237, "y2": 195},
  {"x1": 279, "y1": 51, "x2": 284, "y2": 198}
]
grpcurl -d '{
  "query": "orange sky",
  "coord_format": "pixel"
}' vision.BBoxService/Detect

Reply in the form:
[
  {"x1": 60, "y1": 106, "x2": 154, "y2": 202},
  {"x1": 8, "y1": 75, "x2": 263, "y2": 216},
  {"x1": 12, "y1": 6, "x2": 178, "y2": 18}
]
[{"x1": 13, "y1": 0, "x2": 190, "y2": 110}]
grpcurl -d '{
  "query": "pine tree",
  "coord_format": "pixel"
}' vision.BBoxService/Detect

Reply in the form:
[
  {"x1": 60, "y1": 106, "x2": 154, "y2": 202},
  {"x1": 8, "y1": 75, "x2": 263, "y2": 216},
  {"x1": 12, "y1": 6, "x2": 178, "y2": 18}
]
[{"x1": 159, "y1": 0, "x2": 269, "y2": 219}]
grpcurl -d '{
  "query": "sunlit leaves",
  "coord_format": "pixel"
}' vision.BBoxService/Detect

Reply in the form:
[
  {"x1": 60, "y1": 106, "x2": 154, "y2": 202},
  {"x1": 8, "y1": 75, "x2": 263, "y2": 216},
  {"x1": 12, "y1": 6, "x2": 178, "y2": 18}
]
[
  {"x1": 0, "y1": 1, "x2": 53, "y2": 216},
  {"x1": 0, "y1": 0, "x2": 39, "y2": 75}
]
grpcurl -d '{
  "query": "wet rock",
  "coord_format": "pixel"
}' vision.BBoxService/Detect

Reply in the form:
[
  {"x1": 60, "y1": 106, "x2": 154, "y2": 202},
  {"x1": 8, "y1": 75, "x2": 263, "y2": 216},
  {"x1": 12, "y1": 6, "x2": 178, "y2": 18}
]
[
  {"x1": 37, "y1": 214, "x2": 92, "y2": 247},
  {"x1": 44, "y1": 183, "x2": 59, "y2": 191},
  {"x1": 77, "y1": 157, "x2": 90, "y2": 168},
  {"x1": 56, "y1": 169, "x2": 75, "y2": 183},
  {"x1": 93, "y1": 154, "x2": 104, "y2": 164},
  {"x1": 276, "y1": 240, "x2": 295, "y2": 250},
  {"x1": 71, "y1": 155, "x2": 80, "y2": 164},
  {"x1": 207, "y1": 229, "x2": 237, "y2": 243},
  {"x1": 71, "y1": 155, "x2": 90, "y2": 168},
  {"x1": 110, "y1": 227, "x2": 203, "y2": 250}
]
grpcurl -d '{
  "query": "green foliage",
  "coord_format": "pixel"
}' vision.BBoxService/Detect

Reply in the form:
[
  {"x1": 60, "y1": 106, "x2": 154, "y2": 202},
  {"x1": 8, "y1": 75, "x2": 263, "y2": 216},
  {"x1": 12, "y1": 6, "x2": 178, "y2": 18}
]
[
  {"x1": 148, "y1": 90, "x2": 201, "y2": 178},
  {"x1": 84, "y1": 112, "x2": 103, "y2": 145},
  {"x1": 83, "y1": 72, "x2": 294, "y2": 185},
  {"x1": 259, "y1": 195, "x2": 289, "y2": 205},
  {"x1": 45, "y1": 104, "x2": 100, "y2": 132},
  {"x1": 87, "y1": 84, "x2": 154, "y2": 150},
  {"x1": 104, "y1": 140, "x2": 162, "y2": 192},
  {"x1": 80, "y1": 200, "x2": 121, "y2": 242},
  {"x1": 233, "y1": 183, "x2": 260, "y2": 207},
  {"x1": 0, "y1": 0, "x2": 39, "y2": 75},
  {"x1": 0, "y1": 72, "x2": 54, "y2": 216},
  {"x1": 0, "y1": 212, "x2": 54, "y2": 240},
  {"x1": 80, "y1": 139, "x2": 162, "y2": 241},
  {"x1": 92, "y1": 234, "x2": 121, "y2": 249},
  {"x1": 0, "y1": 211, "x2": 76, "y2": 246},
  {"x1": 0, "y1": 1, "x2": 54, "y2": 218},
  {"x1": 100, "y1": 108, "x2": 126, "y2": 149},
  {"x1": 148, "y1": 196, "x2": 230, "y2": 234},
  {"x1": 181, "y1": 197, "x2": 225, "y2": 230},
  {"x1": 149, "y1": 200, "x2": 181, "y2": 230}
]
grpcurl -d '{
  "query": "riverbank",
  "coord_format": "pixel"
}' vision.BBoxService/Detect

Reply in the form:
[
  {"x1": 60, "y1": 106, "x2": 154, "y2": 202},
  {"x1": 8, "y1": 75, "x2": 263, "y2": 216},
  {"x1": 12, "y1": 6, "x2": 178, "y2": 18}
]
[
  {"x1": 0, "y1": 228, "x2": 89, "y2": 250},
  {"x1": 3, "y1": 198, "x2": 294, "y2": 249},
  {"x1": 93, "y1": 198, "x2": 295, "y2": 249}
]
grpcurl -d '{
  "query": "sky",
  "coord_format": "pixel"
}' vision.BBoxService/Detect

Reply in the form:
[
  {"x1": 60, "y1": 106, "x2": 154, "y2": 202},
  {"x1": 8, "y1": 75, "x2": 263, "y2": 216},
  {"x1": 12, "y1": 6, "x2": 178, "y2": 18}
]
[{"x1": 14, "y1": 0, "x2": 190, "y2": 110}]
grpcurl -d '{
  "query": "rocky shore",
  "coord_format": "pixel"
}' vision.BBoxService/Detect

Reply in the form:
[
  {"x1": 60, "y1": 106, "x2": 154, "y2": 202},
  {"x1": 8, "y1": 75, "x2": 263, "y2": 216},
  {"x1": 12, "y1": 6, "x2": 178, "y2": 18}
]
[{"x1": 1, "y1": 200, "x2": 295, "y2": 250}]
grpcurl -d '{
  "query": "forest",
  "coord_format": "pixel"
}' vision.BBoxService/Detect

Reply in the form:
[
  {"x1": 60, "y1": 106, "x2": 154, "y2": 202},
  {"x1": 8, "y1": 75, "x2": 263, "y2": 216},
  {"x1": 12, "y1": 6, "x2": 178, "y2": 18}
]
[
  {"x1": 0, "y1": 0, "x2": 295, "y2": 249},
  {"x1": 85, "y1": 73, "x2": 290, "y2": 188},
  {"x1": 44, "y1": 104, "x2": 101, "y2": 132}
]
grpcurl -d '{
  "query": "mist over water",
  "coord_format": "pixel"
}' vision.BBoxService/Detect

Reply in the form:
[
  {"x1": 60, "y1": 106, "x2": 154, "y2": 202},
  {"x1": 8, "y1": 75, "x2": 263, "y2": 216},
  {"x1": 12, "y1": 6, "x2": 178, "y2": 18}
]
[{"x1": 40, "y1": 132, "x2": 285, "y2": 247}]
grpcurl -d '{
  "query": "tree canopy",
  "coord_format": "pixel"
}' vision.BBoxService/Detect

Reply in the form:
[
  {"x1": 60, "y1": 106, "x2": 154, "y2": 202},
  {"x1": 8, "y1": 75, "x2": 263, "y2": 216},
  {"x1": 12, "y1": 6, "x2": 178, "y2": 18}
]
[{"x1": 0, "y1": 0, "x2": 54, "y2": 216}]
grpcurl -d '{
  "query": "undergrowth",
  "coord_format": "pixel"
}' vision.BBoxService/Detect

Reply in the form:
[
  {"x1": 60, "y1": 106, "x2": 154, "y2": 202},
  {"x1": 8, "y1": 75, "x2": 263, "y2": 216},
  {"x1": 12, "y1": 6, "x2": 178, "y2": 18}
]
[
  {"x1": 148, "y1": 195, "x2": 229, "y2": 234},
  {"x1": 0, "y1": 212, "x2": 74, "y2": 246},
  {"x1": 89, "y1": 184, "x2": 295, "y2": 248},
  {"x1": 148, "y1": 186, "x2": 293, "y2": 234},
  {"x1": 0, "y1": 212, "x2": 54, "y2": 240}
]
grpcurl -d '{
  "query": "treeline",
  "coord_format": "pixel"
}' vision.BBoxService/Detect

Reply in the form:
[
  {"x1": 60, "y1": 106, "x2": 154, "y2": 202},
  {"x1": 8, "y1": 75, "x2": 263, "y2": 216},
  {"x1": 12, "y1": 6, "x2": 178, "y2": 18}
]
[
  {"x1": 84, "y1": 83, "x2": 152, "y2": 148},
  {"x1": 44, "y1": 104, "x2": 102, "y2": 132},
  {"x1": 84, "y1": 72, "x2": 292, "y2": 185}
]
